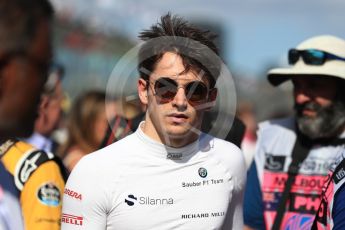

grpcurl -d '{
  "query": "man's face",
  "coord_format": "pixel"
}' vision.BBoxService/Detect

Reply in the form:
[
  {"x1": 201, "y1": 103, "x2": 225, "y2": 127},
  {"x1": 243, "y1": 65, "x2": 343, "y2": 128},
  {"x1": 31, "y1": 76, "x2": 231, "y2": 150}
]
[
  {"x1": 37, "y1": 79, "x2": 64, "y2": 136},
  {"x1": 0, "y1": 20, "x2": 52, "y2": 138},
  {"x1": 292, "y1": 75, "x2": 345, "y2": 139},
  {"x1": 138, "y1": 52, "x2": 216, "y2": 146}
]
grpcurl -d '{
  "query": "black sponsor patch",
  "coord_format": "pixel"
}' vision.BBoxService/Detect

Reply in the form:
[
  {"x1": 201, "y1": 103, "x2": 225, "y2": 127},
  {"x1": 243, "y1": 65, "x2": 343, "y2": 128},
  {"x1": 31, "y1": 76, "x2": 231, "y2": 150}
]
[
  {"x1": 37, "y1": 182, "x2": 61, "y2": 207},
  {"x1": 15, "y1": 150, "x2": 54, "y2": 190},
  {"x1": 334, "y1": 167, "x2": 345, "y2": 184},
  {"x1": 264, "y1": 154, "x2": 286, "y2": 171},
  {"x1": 333, "y1": 160, "x2": 345, "y2": 184}
]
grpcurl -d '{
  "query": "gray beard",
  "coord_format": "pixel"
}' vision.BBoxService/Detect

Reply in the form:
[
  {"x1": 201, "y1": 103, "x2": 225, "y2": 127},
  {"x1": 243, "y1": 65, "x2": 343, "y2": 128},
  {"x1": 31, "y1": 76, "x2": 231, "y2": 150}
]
[{"x1": 295, "y1": 100, "x2": 345, "y2": 140}]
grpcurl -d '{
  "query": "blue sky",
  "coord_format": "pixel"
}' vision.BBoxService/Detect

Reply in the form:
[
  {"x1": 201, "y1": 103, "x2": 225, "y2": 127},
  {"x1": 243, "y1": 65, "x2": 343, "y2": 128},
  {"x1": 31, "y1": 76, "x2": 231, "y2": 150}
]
[{"x1": 51, "y1": 0, "x2": 345, "y2": 78}]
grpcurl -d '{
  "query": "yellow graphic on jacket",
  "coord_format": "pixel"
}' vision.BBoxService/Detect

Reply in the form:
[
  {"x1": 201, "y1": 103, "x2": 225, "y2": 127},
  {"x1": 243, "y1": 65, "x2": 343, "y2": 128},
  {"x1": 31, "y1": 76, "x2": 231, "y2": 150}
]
[{"x1": 1, "y1": 140, "x2": 65, "y2": 230}]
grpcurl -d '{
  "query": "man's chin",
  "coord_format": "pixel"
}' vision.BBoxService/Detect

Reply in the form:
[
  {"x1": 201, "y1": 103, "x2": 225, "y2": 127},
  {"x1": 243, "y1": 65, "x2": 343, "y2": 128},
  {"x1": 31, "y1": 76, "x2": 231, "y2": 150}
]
[
  {"x1": 297, "y1": 116, "x2": 344, "y2": 140},
  {"x1": 296, "y1": 116, "x2": 318, "y2": 138},
  {"x1": 164, "y1": 127, "x2": 199, "y2": 141}
]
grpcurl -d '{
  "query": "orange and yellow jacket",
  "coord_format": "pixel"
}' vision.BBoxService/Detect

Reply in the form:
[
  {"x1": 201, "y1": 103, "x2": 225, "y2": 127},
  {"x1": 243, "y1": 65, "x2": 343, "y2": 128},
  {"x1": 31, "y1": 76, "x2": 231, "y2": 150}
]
[{"x1": 0, "y1": 139, "x2": 65, "y2": 230}]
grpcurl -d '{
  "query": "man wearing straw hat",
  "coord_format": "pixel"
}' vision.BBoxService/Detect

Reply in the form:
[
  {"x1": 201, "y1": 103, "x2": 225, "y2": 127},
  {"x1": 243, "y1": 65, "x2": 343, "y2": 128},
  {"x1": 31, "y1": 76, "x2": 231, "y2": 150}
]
[{"x1": 244, "y1": 35, "x2": 345, "y2": 230}]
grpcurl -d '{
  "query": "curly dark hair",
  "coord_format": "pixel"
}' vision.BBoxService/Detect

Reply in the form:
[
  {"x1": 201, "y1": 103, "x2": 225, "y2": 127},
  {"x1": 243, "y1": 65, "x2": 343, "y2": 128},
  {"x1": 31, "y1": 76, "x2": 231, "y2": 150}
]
[{"x1": 138, "y1": 13, "x2": 221, "y2": 88}]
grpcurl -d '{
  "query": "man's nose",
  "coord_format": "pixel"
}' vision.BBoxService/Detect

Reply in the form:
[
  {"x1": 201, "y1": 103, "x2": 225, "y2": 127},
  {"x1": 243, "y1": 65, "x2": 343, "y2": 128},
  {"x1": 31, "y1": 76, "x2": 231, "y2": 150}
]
[
  {"x1": 172, "y1": 87, "x2": 188, "y2": 109},
  {"x1": 295, "y1": 90, "x2": 312, "y2": 104}
]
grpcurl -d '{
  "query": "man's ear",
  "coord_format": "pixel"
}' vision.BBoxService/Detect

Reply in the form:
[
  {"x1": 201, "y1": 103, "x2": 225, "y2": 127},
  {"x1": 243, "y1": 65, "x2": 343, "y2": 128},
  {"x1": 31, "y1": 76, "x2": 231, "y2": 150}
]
[
  {"x1": 39, "y1": 95, "x2": 49, "y2": 111},
  {"x1": 138, "y1": 78, "x2": 148, "y2": 105}
]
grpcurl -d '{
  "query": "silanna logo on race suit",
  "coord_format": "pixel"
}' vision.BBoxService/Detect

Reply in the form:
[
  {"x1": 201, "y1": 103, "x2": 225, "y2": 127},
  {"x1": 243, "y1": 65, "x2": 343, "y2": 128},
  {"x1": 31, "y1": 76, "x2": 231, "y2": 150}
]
[
  {"x1": 125, "y1": 194, "x2": 174, "y2": 206},
  {"x1": 125, "y1": 194, "x2": 137, "y2": 206},
  {"x1": 14, "y1": 149, "x2": 54, "y2": 191},
  {"x1": 37, "y1": 182, "x2": 61, "y2": 207}
]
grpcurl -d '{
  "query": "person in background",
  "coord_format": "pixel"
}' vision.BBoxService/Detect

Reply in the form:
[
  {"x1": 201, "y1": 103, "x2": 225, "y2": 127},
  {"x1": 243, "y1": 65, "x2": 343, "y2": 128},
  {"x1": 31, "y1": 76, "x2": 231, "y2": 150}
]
[
  {"x1": 61, "y1": 13, "x2": 246, "y2": 229},
  {"x1": 237, "y1": 102, "x2": 257, "y2": 169},
  {"x1": 100, "y1": 97, "x2": 145, "y2": 147},
  {"x1": 312, "y1": 147, "x2": 345, "y2": 229},
  {"x1": 244, "y1": 35, "x2": 345, "y2": 230},
  {"x1": 25, "y1": 63, "x2": 65, "y2": 153},
  {"x1": 60, "y1": 91, "x2": 111, "y2": 172},
  {"x1": 0, "y1": 1, "x2": 65, "y2": 230},
  {"x1": 0, "y1": 161, "x2": 23, "y2": 230},
  {"x1": 200, "y1": 110, "x2": 245, "y2": 149}
]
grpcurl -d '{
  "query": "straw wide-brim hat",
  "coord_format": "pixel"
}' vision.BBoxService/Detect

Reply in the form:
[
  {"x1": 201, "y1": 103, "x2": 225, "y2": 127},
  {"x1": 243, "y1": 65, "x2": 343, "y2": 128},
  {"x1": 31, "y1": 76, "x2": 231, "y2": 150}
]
[{"x1": 268, "y1": 35, "x2": 345, "y2": 86}]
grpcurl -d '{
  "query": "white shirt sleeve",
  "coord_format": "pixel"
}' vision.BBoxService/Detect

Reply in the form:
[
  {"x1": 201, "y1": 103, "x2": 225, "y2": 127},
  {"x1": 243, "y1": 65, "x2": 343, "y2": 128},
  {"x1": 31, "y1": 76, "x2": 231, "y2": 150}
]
[
  {"x1": 220, "y1": 145, "x2": 247, "y2": 230},
  {"x1": 61, "y1": 156, "x2": 111, "y2": 230}
]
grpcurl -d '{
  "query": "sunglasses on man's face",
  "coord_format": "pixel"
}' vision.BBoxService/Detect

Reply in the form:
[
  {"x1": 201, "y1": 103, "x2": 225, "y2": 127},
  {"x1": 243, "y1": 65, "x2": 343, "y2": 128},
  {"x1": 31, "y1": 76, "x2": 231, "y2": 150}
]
[
  {"x1": 147, "y1": 77, "x2": 210, "y2": 105},
  {"x1": 288, "y1": 49, "x2": 345, "y2": 66}
]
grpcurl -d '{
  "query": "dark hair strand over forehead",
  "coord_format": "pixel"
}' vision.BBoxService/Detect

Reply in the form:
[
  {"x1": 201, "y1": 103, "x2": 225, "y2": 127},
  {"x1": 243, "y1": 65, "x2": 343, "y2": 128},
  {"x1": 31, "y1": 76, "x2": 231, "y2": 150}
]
[{"x1": 138, "y1": 13, "x2": 221, "y2": 88}]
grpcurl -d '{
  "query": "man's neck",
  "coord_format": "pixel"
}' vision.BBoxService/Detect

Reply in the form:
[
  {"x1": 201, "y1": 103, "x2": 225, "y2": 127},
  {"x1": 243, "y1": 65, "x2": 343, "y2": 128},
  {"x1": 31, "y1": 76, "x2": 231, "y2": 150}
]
[
  {"x1": 161, "y1": 133, "x2": 199, "y2": 148},
  {"x1": 140, "y1": 121, "x2": 199, "y2": 148}
]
